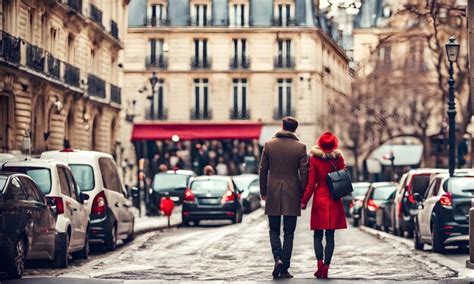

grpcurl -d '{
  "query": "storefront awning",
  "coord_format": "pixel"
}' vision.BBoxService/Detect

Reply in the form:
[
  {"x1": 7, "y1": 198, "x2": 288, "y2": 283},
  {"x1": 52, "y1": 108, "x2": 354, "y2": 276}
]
[{"x1": 131, "y1": 122, "x2": 263, "y2": 141}]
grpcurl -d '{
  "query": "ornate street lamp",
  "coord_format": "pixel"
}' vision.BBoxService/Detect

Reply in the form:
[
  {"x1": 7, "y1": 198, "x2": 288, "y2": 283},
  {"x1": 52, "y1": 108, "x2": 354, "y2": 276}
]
[
  {"x1": 149, "y1": 71, "x2": 158, "y2": 120},
  {"x1": 445, "y1": 36, "x2": 460, "y2": 177}
]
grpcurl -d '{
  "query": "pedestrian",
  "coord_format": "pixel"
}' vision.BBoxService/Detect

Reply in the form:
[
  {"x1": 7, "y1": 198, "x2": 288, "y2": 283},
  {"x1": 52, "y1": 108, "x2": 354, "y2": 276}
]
[
  {"x1": 259, "y1": 117, "x2": 308, "y2": 279},
  {"x1": 216, "y1": 157, "x2": 228, "y2": 176},
  {"x1": 159, "y1": 164, "x2": 168, "y2": 173},
  {"x1": 204, "y1": 165, "x2": 215, "y2": 176},
  {"x1": 301, "y1": 132, "x2": 347, "y2": 279}
]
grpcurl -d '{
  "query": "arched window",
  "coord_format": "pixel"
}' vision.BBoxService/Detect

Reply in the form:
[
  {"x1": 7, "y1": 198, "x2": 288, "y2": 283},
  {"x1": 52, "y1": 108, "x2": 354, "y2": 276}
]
[{"x1": 91, "y1": 115, "x2": 100, "y2": 151}]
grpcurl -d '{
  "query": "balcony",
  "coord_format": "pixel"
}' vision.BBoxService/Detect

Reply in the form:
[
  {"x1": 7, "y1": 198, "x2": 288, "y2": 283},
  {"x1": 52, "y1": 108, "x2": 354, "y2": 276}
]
[
  {"x1": 273, "y1": 107, "x2": 295, "y2": 120},
  {"x1": 272, "y1": 17, "x2": 297, "y2": 27},
  {"x1": 190, "y1": 108, "x2": 212, "y2": 120},
  {"x1": 26, "y1": 44, "x2": 46, "y2": 73},
  {"x1": 110, "y1": 20, "x2": 119, "y2": 40},
  {"x1": 0, "y1": 31, "x2": 21, "y2": 64},
  {"x1": 146, "y1": 56, "x2": 168, "y2": 69},
  {"x1": 146, "y1": 107, "x2": 168, "y2": 120},
  {"x1": 66, "y1": 0, "x2": 83, "y2": 14},
  {"x1": 190, "y1": 56, "x2": 212, "y2": 69},
  {"x1": 274, "y1": 56, "x2": 296, "y2": 69},
  {"x1": 64, "y1": 62, "x2": 80, "y2": 87},
  {"x1": 47, "y1": 54, "x2": 61, "y2": 79},
  {"x1": 230, "y1": 108, "x2": 251, "y2": 120},
  {"x1": 188, "y1": 17, "x2": 212, "y2": 27},
  {"x1": 87, "y1": 74, "x2": 106, "y2": 99},
  {"x1": 230, "y1": 56, "x2": 251, "y2": 70},
  {"x1": 110, "y1": 84, "x2": 121, "y2": 105},
  {"x1": 89, "y1": 4, "x2": 103, "y2": 27},
  {"x1": 145, "y1": 17, "x2": 170, "y2": 27}
]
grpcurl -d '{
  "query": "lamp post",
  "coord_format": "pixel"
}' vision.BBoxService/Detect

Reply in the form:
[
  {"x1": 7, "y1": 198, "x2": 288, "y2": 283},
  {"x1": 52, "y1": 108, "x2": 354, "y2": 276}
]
[
  {"x1": 445, "y1": 36, "x2": 460, "y2": 177},
  {"x1": 149, "y1": 71, "x2": 158, "y2": 120},
  {"x1": 148, "y1": 43, "x2": 169, "y2": 120}
]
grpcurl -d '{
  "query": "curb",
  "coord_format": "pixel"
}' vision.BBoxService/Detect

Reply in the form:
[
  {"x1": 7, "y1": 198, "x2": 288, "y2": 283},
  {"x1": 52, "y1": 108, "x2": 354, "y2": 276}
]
[{"x1": 359, "y1": 225, "x2": 474, "y2": 281}]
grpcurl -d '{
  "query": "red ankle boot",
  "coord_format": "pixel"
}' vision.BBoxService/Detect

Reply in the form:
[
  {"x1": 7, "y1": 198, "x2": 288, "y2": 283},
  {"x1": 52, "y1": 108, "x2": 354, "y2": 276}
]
[
  {"x1": 314, "y1": 260, "x2": 324, "y2": 278},
  {"x1": 321, "y1": 264, "x2": 330, "y2": 279}
]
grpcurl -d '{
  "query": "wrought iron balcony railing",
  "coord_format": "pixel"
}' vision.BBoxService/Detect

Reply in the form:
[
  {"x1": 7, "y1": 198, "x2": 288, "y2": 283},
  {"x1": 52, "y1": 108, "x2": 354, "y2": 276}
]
[
  {"x1": 47, "y1": 54, "x2": 61, "y2": 79},
  {"x1": 188, "y1": 17, "x2": 212, "y2": 27},
  {"x1": 190, "y1": 108, "x2": 212, "y2": 120},
  {"x1": 26, "y1": 44, "x2": 46, "y2": 72},
  {"x1": 274, "y1": 56, "x2": 296, "y2": 69},
  {"x1": 272, "y1": 17, "x2": 297, "y2": 27},
  {"x1": 110, "y1": 84, "x2": 122, "y2": 105},
  {"x1": 0, "y1": 31, "x2": 21, "y2": 64},
  {"x1": 229, "y1": 56, "x2": 251, "y2": 69},
  {"x1": 90, "y1": 4, "x2": 103, "y2": 27},
  {"x1": 110, "y1": 20, "x2": 119, "y2": 40},
  {"x1": 66, "y1": 0, "x2": 83, "y2": 14},
  {"x1": 146, "y1": 56, "x2": 168, "y2": 69},
  {"x1": 64, "y1": 62, "x2": 80, "y2": 87},
  {"x1": 146, "y1": 107, "x2": 168, "y2": 120},
  {"x1": 230, "y1": 108, "x2": 251, "y2": 120},
  {"x1": 273, "y1": 107, "x2": 295, "y2": 120},
  {"x1": 190, "y1": 56, "x2": 212, "y2": 69},
  {"x1": 145, "y1": 17, "x2": 170, "y2": 26},
  {"x1": 87, "y1": 73, "x2": 106, "y2": 99}
]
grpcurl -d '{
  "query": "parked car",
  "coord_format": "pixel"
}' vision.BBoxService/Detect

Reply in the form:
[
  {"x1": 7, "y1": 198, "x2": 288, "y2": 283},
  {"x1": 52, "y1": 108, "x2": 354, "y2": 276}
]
[
  {"x1": 149, "y1": 170, "x2": 195, "y2": 215},
  {"x1": 41, "y1": 150, "x2": 135, "y2": 251},
  {"x1": 0, "y1": 172, "x2": 56, "y2": 279},
  {"x1": 2, "y1": 159, "x2": 91, "y2": 267},
  {"x1": 375, "y1": 186, "x2": 397, "y2": 232},
  {"x1": 361, "y1": 182, "x2": 397, "y2": 228},
  {"x1": 414, "y1": 172, "x2": 474, "y2": 253},
  {"x1": 233, "y1": 174, "x2": 261, "y2": 213},
  {"x1": 182, "y1": 176, "x2": 243, "y2": 226},
  {"x1": 350, "y1": 182, "x2": 371, "y2": 227},
  {"x1": 391, "y1": 169, "x2": 445, "y2": 238}
]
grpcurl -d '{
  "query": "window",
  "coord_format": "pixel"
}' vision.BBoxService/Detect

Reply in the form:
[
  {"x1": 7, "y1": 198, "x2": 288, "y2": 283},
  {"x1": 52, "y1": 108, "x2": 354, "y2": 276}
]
[
  {"x1": 191, "y1": 4, "x2": 210, "y2": 26},
  {"x1": 2, "y1": 167, "x2": 52, "y2": 194},
  {"x1": 66, "y1": 34, "x2": 75, "y2": 63},
  {"x1": 70, "y1": 165, "x2": 95, "y2": 191},
  {"x1": 231, "y1": 79, "x2": 249, "y2": 119},
  {"x1": 229, "y1": 3, "x2": 249, "y2": 27},
  {"x1": 5, "y1": 178, "x2": 27, "y2": 201},
  {"x1": 65, "y1": 168, "x2": 80, "y2": 201},
  {"x1": 57, "y1": 166, "x2": 72, "y2": 197},
  {"x1": 49, "y1": 28, "x2": 57, "y2": 53},
  {"x1": 2, "y1": 1, "x2": 11, "y2": 32},
  {"x1": 147, "y1": 39, "x2": 167, "y2": 68},
  {"x1": 149, "y1": 78, "x2": 166, "y2": 120},
  {"x1": 28, "y1": 9, "x2": 35, "y2": 42},
  {"x1": 192, "y1": 39, "x2": 210, "y2": 69},
  {"x1": 148, "y1": 4, "x2": 167, "y2": 26},
  {"x1": 0, "y1": 176, "x2": 6, "y2": 193},
  {"x1": 275, "y1": 79, "x2": 293, "y2": 119},
  {"x1": 274, "y1": 3, "x2": 294, "y2": 26},
  {"x1": 152, "y1": 174, "x2": 189, "y2": 192},
  {"x1": 231, "y1": 39, "x2": 249, "y2": 69},
  {"x1": 275, "y1": 39, "x2": 294, "y2": 68},
  {"x1": 41, "y1": 14, "x2": 48, "y2": 48},
  {"x1": 19, "y1": 177, "x2": 43, "y2": 202},
  {"x1": 192, "y1": 79, "x2": 210, "y2": 119},
  {"x1": 378, "y1": 45, "x2": 391, "y2": 65},
  {"x1": 98, "y1": 158, "x2": 122, "y2": 192}
]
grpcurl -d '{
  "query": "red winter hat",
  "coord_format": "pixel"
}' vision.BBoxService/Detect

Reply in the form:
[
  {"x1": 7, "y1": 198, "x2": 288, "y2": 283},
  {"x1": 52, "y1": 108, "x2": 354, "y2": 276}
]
[{"x1": 318, "y1": 132, "x2": 339, "y2": 153}]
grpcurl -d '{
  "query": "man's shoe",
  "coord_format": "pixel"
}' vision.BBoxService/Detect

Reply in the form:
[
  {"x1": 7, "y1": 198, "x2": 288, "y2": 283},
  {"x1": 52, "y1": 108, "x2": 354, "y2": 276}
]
[
  {"x1": 314, "y1": 260, "x2": 324, "y2": 278},
  {"x1": 279, "y1": 271, "x2": 294, "y2": 279},
  {"x1": 272, "y1": 259, "x2": 284, "y2": 279}
]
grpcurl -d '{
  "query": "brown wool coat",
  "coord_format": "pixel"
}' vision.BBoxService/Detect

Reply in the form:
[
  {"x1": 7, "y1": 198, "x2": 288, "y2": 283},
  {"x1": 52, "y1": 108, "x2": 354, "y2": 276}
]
[{"x1": 259, "y1": 130, "x2": 309, "y2": 216}]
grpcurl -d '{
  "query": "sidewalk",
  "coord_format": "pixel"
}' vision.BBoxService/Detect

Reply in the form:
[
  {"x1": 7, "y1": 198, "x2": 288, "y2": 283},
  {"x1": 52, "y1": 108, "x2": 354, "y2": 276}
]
[{"x1": 132, "y1": 205, "x2": 182, "y2": 235}]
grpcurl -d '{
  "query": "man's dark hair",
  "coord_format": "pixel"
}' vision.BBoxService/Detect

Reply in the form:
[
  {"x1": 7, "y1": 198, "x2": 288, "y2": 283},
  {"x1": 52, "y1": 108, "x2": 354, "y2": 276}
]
[{"x1": 282, "y1": 117, "x2": 298, "y2": 132}]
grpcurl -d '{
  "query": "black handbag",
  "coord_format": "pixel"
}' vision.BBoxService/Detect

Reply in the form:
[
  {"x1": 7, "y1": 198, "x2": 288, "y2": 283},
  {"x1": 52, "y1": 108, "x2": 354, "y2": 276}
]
[{"x1": 327, "y1": 160, "x2": 353, "y2": 200}]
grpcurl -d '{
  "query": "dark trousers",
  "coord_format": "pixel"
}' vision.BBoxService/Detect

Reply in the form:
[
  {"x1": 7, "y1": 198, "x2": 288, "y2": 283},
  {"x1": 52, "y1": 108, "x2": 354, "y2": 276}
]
[
  {"x1": 314, "y1": 230, "x2": 335, "y2": 264},
  {"x1": 268, "y1": 215, "x2": 297, "y2": 270}
]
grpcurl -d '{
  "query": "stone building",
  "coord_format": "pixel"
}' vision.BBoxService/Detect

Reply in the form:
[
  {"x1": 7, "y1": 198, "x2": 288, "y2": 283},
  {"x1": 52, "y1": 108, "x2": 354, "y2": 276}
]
[
  {"x1": 121, "y1": 0, "x2": 351, "y2": 179},
  {"x1": 0, "y1": 0, "x2": 129, "y2": 157}
]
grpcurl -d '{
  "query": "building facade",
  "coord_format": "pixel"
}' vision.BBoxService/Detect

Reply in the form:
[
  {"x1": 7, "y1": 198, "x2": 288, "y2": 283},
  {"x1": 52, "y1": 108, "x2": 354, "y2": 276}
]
[
  {"x1": 121, "y1": 0, "x2": 351, "y2": 182},
  {"x1": 0, "y1": 0, "x2": 129, "y2": 157}
]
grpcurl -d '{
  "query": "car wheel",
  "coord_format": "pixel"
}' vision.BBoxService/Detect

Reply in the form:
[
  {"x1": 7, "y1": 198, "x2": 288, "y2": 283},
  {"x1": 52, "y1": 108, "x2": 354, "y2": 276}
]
[
  {"x1": 6, "y1": 237, "x2": 26, "y2": 279},
  {"x1": 194, "y1": 220, "x2": 200, "y2": 227},
  {"x1": 124, "y1": 220, "x2": 135, "y2": 244},
  {"x1": 74, "y1": 233, "x2": 89, "y2": 260},
  {"x1": 182, "y1": 218, "x2": 190, "y2": 227},
  {"x1": 105, "y1": 224, "x2": 117, "y2": 251},
  {"x1": 432, "y1": 224, "x2": 445, "y2": 253},
  {"x1": 53, "y1": 233, "x2": 69, "y2": 269},
  {"x1": 414, "y1": 228, "x2": 424, "y2": 251}
]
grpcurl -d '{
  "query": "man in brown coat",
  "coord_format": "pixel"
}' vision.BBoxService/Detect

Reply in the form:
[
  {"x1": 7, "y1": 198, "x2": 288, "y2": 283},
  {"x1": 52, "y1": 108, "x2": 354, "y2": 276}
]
[{"x1": 259, "y1": 117, "x2": 308, "y2": 279}]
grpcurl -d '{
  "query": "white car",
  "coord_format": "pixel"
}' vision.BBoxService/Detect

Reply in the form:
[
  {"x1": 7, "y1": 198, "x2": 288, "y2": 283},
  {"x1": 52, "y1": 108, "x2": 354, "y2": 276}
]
[
  {"x1": 1, "y1": 159, "x2": 90, "y2": 268},
  {"x1": 41, "y1": 150, "x2": 135, "y2": 251}
]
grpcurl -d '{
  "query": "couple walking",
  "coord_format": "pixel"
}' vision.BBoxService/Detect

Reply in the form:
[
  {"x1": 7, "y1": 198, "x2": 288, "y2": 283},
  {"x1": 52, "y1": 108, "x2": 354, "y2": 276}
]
[{"x1": 259, "y1": 117, "x2": 347, "y2": 279}]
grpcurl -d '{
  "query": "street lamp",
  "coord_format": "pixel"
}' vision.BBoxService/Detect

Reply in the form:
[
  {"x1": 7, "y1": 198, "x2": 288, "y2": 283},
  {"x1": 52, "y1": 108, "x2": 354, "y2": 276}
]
[
  {"x1": 445, "y1": 36, "x2": 460, "y2": 177},
  {"x1": 149, "y1": 71, "x2": 158, "y2": 120}
]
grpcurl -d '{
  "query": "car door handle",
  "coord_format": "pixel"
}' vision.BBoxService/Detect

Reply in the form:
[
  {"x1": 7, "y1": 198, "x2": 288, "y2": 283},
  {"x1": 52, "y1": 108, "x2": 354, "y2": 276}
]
[
  {"x1": 73, "y1": 208, "x2": 78, "y2": 211},
  {"x1": 115, "y1": 202, "x2": 120, "y2": 207},
  {"x1": 123, "y1": 204, "x2": 130, "y2": 208}
]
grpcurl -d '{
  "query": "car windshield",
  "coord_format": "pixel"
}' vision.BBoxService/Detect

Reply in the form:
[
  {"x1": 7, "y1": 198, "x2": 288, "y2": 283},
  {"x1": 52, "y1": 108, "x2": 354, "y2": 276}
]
[
  {"x1": 191, "y1": 180, "x2": 228, "y2": 194},
  {"x1": 353, "y1": 185, "x2": 370, "y2": 197},
  {"x1": 233, "y1": 177, "x2": 257, "y2": 191},
  {"x1": 3, "y1": 167, "x2": 52, "y2": 194},
  {"x1": 373, "y1": 186, "x2": 396, "y2": 200},
  {"x1": 70, "y1": 165, "x2": 95, "y2": 191},
  {"x1": 446, "y1": 177, "x2": 474, "y2": 195},
  {"x1": 0, "y1": 176, "x2": 7, "y2": 193},
  {"x1": 153, "y1": 174, "x2": 189, "y2": 192}
]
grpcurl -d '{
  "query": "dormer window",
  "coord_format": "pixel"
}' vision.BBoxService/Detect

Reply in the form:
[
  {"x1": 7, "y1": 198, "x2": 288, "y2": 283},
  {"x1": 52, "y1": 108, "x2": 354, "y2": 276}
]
[
  {"x1": 147, "y1": 4, "x2": 168, "y2": 26},
  {"x1": 274, "y1": 2, "x2": 295, "y2": 26},
  {"x1": 229, "y1": 2, "x2": 249, "y2": 27},
  {"x1": 190, "y1": 3, "x2": 212, "y2": 26}
]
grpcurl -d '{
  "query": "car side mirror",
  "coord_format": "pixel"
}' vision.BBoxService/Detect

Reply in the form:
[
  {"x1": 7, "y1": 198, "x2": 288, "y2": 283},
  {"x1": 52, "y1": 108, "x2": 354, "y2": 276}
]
[
  {"x1": 122, "y1": 188, "x2": 129, "y2": 198},
  {"x1": 81, "y1": 193, "x2": 90, "y2": 202}
]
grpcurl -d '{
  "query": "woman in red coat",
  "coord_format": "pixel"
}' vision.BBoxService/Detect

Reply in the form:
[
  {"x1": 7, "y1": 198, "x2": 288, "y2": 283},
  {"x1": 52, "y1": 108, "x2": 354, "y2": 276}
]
[{"x1": 301, "y1": 132, "x2": 347, "y2": 279}]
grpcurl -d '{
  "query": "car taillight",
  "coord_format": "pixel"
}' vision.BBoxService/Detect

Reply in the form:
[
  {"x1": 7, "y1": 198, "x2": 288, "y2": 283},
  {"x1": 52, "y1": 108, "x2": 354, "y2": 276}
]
[
  {"x1": 91, "y1": 191, "x2": 107, "y2": 215},
  {"x1": 225, "y1": 190, "x2": 236, "y2": 203},
  {"x1": 397, "y1": 201, "x2": 402, "y2": 217},
  {"x1": 440, "y1": 192, "x2": 452, "y2": 207},
  {"x1": 408, "y1": 194, "x2": 416, "y2": 204},
  {"x1": 183, "y1": 188, "x2": 195, "y2": 203},
  {"x1": 367, "y1": 199, "x2": 378, "y2": 212},
  {"x1": 49, "y1": 196, "x2": 64, "y2": 215}
]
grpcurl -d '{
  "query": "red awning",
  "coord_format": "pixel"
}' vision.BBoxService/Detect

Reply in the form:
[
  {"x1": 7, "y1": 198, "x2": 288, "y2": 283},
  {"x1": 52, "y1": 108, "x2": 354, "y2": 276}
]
[{"x1": 131, "y1": 122, "x2": 263, "y2": 141}]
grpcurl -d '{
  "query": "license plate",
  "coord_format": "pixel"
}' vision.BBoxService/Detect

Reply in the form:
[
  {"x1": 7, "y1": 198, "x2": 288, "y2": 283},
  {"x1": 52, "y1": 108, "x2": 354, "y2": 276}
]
[
  {"x1": 200, "y1": 199, "x2": 219, "y2": 205},
  {"x1": 354, "y1": 214, "x2": 360, "y2": 218},
  {"x1": 171, "y1": 196, "x2": 179, "y2": 202}
]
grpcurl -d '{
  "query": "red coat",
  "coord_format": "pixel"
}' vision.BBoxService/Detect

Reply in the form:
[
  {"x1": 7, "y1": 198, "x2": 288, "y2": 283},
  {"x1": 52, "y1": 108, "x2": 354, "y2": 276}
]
[{"x1": 301, "y1": 147, "x2": 347, "y2": 230}]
